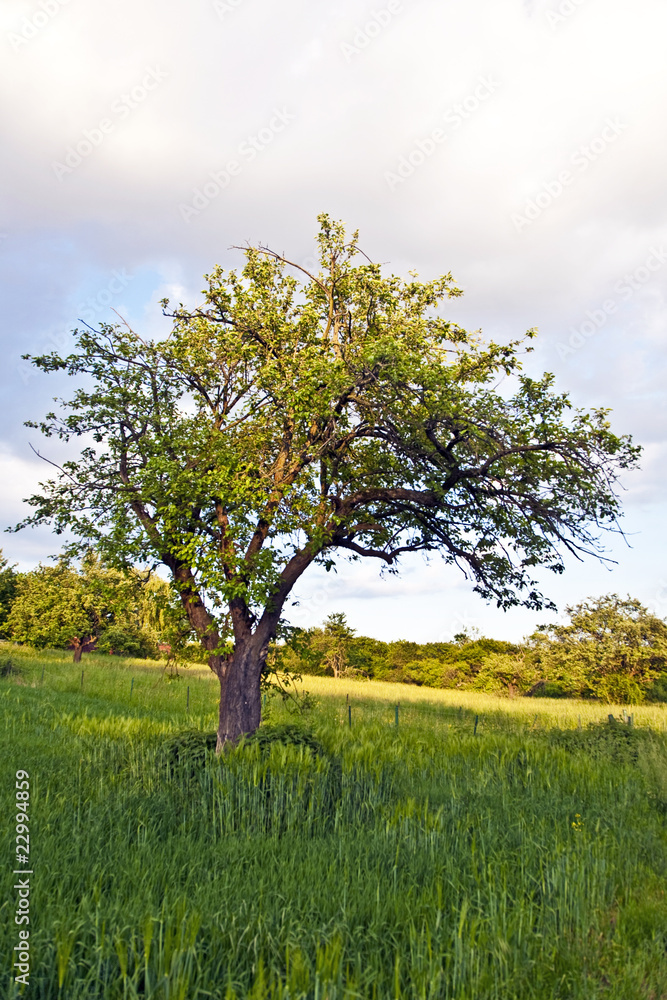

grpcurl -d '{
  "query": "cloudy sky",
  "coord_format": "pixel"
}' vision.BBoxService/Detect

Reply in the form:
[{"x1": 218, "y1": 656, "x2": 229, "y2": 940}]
[{"x1": 1, "y1": 0, "x2": 666, "y2": 642}]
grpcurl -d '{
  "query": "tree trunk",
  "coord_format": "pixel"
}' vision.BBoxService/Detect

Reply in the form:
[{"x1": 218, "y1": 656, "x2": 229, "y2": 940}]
[
  {"x1": 212, "y1": 637, "x2": 265, "y2": 750},
  {"x1": 72, "y1": 640, "x2": 82, "y2": 663}
]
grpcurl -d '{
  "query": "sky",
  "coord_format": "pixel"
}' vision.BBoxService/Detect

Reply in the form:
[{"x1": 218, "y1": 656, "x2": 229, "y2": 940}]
[{"x1": 1, "y1": 0, "x2": 666, "y2": 643}]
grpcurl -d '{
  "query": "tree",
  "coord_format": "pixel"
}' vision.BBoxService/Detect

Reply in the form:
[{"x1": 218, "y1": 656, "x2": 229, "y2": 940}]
[
  {"x1": 310, "y1": 612, "x2": 356, "y2": 678},
  {"x1": 7, "y1": 560, "x2": 108, "y2": 660},
  {"x1": 0, "y1": 550, "x2": 19, "y2": 638},
  {"x1": 6, "y1": 554, "x2": 180, "y2": 661},
  {"x1": 527, "y1": 594, "x2": 667, "y2": 703},
  {"x1": 471, "y1": 651, "x2": 539, "y2": 696},
  {"x1": 14, "y1": 215, "x2": 639, "y2": 745}
]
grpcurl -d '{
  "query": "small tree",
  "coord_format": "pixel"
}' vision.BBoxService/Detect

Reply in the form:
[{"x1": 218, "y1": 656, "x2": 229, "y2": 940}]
[
  {"x1": 311, "y1": 612, "x2": 356, "y2": 678},
  {"x1": 5, "y1": 555, "x2": 181, "y2": 661},
  {"x1": 471, "y1": 651, "x2": 539, "y2": 696},
  {"x1": 14, "y1": 216, "x2": 640, "y2": 744},
  {"x1": 7, "y1": 561, "x2": 106, "y2": 661},
  {"x1": 528, "y1": 594, "x2": 667, "y2": 702},
  {"x1": 0, "y1": 550, "x2": 19, "y2": 638}
]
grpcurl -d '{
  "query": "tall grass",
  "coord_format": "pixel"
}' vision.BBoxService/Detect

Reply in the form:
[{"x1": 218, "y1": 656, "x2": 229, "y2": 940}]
[{"x1": 1, "y1": 643, "x2": 666, "y2": 998}]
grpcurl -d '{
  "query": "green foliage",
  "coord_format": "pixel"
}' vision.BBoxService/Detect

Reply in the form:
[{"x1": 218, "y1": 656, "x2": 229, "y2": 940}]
[
  {"x1": 5, "y1": 554, "x2": 187, "y2": 659},
  {"x1": 645, "y1": 674, "x2": 667, "y2": 703},
  {"x1": 471, "y1": 650, "x2": 540, "y2": 695},
  {"x1": 162, "y1": 729, "x2": 218, "y2": 770},
  {"x1": 0, "y1": 656, "x2": 19, "y2": 678},
  {"x1": 526, "y1": 680, "x2": 569, "y2": 698},
  {"x1": 6, "y1": 560, "x2": 102, "y2": 651},
  {"x1": 528, "y1": 594, "x2": 667, "y2": 702},
  {"x1": 548, "y1": 716, "x2": 665, "y2": 766},
  {"x1": 95, "y1": 623, "x2": 156, "y2": 659},
  {"x1": 0, "y1": 550, "x2": 19, "y2": 637},
  {"x1": 15, "y1": 216, "x2": 639, "y2": 676},
  {"x1": 305, "y1": 612, "x2": 358, "y2": 677},
  {"x1": 241, "y1": 722, "x2": 327, "y2": 757},
  {"x1": 277, "y1": 621, "x2": 521, "y2": 691},
  {"x1": 278, "y1": 599, "x2": 667, "y2": 702}
]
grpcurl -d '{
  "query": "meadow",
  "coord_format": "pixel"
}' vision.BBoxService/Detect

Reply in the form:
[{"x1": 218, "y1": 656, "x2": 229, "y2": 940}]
[{"x1": 1, "y1": 641, "x2": 667, "y2": 999}]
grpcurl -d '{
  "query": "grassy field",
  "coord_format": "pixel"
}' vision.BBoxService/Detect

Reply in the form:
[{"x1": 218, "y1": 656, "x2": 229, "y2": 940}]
[{"x1": 1, "y1": 641, "x2": 667, "y2": 999}]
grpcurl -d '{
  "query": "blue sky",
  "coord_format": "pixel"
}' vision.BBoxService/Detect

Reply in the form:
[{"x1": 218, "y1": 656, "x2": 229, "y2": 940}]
[{"x1": 1, "y1": 0, "x2": 666, "y2": 641}]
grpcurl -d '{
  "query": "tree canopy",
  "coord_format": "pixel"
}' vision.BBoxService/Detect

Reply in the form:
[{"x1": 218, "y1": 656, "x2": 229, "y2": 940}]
[
  {"x1": 6, "y1": 553, "x2": 183, "y2": 661},
  {"x1": 528, "y1": 594, "x2": 667, "y2": 703},
  {"x1": 0, "y1": 550, "x2": 18, "y2": 638},
  {"x1": 14, "y1": 215, "x2": 640, "y2": 742}
]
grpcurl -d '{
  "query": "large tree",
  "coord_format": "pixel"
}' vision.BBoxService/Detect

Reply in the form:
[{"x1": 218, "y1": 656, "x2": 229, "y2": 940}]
[{"x1": 13, "y1": 216, "x2": 639, "y2": 745}]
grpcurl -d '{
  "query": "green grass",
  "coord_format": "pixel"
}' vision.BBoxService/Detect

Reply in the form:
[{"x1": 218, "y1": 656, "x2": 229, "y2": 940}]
[{"x1": 1, "y1": 642, "x2": 667, "y2": 999}]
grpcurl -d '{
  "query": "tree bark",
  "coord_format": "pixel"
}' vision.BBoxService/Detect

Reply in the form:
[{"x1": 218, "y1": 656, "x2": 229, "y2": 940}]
[
  {"x1": 166, "y1": 549, "x2": 313, "y2": 749},
  {"x1": 211, "y1": 636, "x2": 266, "y2": 750},
  {"x1": 72, "y1": 641, "x2": 82, "y2": 663}
]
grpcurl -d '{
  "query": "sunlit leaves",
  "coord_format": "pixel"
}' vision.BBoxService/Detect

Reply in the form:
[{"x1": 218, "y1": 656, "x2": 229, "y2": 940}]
[{"x1": 15, "y1": 216, "x2": 640, "y2": 650}]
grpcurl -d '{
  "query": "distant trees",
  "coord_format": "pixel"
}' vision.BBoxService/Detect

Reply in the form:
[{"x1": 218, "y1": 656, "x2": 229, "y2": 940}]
[
  {"x1": 4, "y1": 547, "x2": 665, "y2": 705},
  {"x1": 5, "y1": 553, "x2": 188, "y2": 661},
  {"x1": 277, "y1": 595, "x2": 667, "y2": 703},
  {"x1": 276, "y1": 623, "x2": 519, "y2": 688},
  {"x1": 527, "y1": 594, "x2": 667, "y2": 703},
  {"x1": 471, "y1": 651, "x2": 539, "y2": 697}
]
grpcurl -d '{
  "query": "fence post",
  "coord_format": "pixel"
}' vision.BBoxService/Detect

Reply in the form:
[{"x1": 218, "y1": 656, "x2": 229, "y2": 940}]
[
  {"x1": 348, "y1": 703, "x2": 352, "y2": 728},
  {"x1": 395, "y1": 703, "x2": 399, "y2": 728},
  {"x1": 130, "y1": 677, "x2": 134, "y2": 697},
  {"x1": 473, "y1": 714, "x2": 479, "y2": 735}
]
